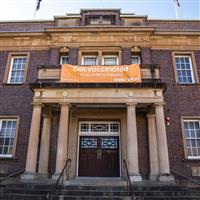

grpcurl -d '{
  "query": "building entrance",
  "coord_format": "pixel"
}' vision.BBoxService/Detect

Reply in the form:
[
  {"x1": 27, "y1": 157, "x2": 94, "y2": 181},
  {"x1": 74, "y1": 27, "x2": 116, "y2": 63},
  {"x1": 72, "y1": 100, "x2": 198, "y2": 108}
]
[{"x1": 78, "y1": 121, "x2": 120, "y2": 177}]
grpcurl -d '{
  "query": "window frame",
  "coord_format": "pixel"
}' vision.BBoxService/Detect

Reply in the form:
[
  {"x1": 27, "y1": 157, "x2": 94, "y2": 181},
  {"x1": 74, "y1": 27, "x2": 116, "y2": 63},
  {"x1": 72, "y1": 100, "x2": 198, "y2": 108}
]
[
  {"x1": 81, "y1": 55, "x2": 98, "y2": 66},
  {"x1": 60, "y1": 55, "x2": 69, "y2": 65},
  {"x1": 172, "y1": 52, "x2": 199, "y2": 84},
  {"x1": 181, "y1": 117, "x2": 200, "y2": 160},
  {"x1": 3, "y1": 52, "x2": 30, "y2": 85},
  {"x1": 131, "y1": 55, "x2": 141, "y2": 64},
  {"x1": 0, "y1": 116, "x2": 20, "y2": 159},
  {"x1": 102, "y1": 55, "x2": 119, "y2": 66}
]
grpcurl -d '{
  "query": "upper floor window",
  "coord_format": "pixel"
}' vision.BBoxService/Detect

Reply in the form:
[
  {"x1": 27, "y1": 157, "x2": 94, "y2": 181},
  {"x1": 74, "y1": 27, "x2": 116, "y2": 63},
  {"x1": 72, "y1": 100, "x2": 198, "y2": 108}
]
[
  {"x1": 7, "y1": 56, "x2": 27, "y2": 84},
  {"x1": 0, "y1": 118, "x2": 18, "y2": 158},
  {"x1": 183, "y1": 119, "x2": 200, "y2": 159},
  {"x1": 82, "y1": 56, "x2": 97, "y2": 66},
  {"x1": 175, "y1": 55, "x2": 195, "y2": 84},
  {"x1": 102, "y1": 56, "x2": 118, "y2": 66},
  {"x1": 60, "y1": 55, "x2": 69, "y2": 65},
  {"x1": 90, "y1": 16, "x2": 112, "y2": 25},
  {"x1": 131, "y1": 55, "x2": 141, "y2": 64}
]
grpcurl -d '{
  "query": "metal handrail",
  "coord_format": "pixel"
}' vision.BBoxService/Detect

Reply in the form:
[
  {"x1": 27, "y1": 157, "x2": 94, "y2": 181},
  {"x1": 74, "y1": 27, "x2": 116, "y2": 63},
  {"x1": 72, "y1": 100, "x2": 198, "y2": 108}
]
[
  {"x1": 0, "y1": 169, "x2": 25, "y2": 184},
  {"x1": 171, "y1": 169, "x2": 200, "y2": 186},
  {"x1": 123, "y1": 160, "x2": 136, "y2": 200},
  {"x1": 47, "y1": 158, "x2": 71, "y2": 199}
]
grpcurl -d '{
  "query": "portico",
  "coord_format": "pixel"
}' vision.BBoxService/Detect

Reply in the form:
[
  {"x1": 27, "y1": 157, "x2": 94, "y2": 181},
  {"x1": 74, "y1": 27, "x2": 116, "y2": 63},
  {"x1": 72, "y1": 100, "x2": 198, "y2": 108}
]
[{"x1": 21, "y1": 86, "x2": 174, "y2": 182}]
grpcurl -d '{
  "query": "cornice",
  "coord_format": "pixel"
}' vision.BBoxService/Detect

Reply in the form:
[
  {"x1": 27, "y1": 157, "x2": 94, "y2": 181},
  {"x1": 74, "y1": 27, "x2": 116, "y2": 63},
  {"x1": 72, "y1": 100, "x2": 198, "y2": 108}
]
[
  {"x1": 154, "y1": 30, "x2": 200, "y2": 36},
  {"x1": 0, "y1": 27, "x2": 199, "y2": 37},
  {"x1": 44, "y1": 26, "x2": 156, "y2": 33},
  {"x1": 0, "y1": 32, "x2": 46, "y2": 37}
]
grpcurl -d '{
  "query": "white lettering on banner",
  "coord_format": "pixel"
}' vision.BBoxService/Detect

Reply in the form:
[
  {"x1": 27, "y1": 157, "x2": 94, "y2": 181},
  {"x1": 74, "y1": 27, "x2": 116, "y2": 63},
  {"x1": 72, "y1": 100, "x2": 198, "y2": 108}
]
[{"x1": 73, "y1": 66, "x2": 129, "y2": 73}]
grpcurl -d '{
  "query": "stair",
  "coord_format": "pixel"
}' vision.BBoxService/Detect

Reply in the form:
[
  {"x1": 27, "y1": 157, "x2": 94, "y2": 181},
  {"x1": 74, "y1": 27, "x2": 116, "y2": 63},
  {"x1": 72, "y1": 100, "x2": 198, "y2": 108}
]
[
  {"x1": 0, "y1": 180, "x2": 200, "y2": 200},
  {"x1": 0, "y1": 183, "x2": 131, "y2": 200},
  {"x1": 134, "y1": 185, "x2": 200, "y2": 200}
]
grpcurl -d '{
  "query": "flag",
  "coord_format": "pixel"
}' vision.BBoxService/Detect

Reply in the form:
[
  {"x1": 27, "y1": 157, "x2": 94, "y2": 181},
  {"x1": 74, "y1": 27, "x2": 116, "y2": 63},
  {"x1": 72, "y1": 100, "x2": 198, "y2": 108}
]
[
  {"x1": 36, "y1": 0, "x2": 42, "y2": 11},
  {"x1": 174, "y1": 0, "x2": 180, "y2": 7}
]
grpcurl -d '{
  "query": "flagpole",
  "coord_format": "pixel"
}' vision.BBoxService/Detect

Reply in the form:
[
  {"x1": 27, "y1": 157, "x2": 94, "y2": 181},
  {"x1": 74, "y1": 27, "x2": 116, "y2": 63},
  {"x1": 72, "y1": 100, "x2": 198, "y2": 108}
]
[
  {"x1": 33, "y1": 8, "x2": 37, "y2": 18},
  {"x1": 173, "y1": 0, "x2": 179, "y2": 19}
]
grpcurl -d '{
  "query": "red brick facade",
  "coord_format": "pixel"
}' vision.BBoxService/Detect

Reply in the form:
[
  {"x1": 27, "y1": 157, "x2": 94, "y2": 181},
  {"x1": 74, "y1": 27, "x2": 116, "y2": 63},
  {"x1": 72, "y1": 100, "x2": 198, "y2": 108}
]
[{"x1": 0, "y1": 10, "x2": 199, "y2": 181}]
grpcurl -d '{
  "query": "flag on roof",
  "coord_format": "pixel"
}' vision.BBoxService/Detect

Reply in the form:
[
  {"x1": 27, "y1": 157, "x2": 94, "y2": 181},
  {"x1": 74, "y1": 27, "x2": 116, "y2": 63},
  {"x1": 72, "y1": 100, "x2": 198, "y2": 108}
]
[
  {"x1": 36, "y1": 0, "x2": 42, "y2": 11},
  {"x1": 174, "y1": 0, "x2": 180, "y2": 7}
]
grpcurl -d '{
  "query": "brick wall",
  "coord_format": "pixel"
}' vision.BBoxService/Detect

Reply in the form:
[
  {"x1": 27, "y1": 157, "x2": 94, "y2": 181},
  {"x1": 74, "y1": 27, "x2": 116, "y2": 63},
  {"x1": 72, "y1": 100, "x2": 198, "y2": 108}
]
[
  {"x1": 152, "y1": 50, "x2": 200, "y2": 177},
  {"x1": 0, "y1": 50, "x2": 50, "y2": 173},
  {"x1": 121, "y1": 48, "x2": 132, "y2": 65}
]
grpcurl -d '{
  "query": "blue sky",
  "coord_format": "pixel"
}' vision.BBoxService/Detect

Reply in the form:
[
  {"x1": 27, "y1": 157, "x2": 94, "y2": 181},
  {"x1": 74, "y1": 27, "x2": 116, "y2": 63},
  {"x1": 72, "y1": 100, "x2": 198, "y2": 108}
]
[{"x1": 0, "y1": 0, "x2": 199, "y2": 21}]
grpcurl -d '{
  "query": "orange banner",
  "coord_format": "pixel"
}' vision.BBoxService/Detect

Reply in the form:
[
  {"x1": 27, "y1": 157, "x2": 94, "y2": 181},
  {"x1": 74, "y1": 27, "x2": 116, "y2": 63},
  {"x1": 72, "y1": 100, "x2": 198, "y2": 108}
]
[{"x1": 60, "y1": 64, "x2": 141, "y2": 83}]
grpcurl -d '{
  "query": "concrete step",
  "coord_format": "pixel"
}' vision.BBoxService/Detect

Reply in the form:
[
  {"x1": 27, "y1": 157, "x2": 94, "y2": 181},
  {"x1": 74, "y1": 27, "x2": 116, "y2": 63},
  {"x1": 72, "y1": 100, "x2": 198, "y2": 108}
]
[
  {"x1": 3, "y1": 187, "x2": 200, "y2": 196},
  {"x1": 136, "y1": 197, "x2": 200, "y2": 200},
  {"x1": 0, "y1": 193, "x2": 132, "y2": 200}
]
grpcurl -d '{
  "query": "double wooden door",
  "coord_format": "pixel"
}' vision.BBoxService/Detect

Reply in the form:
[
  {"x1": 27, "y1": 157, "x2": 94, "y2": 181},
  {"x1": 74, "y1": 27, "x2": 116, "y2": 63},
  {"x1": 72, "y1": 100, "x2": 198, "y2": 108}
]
[{"x1": 78, "y1": 136, "x2": 120, "y2": 177}]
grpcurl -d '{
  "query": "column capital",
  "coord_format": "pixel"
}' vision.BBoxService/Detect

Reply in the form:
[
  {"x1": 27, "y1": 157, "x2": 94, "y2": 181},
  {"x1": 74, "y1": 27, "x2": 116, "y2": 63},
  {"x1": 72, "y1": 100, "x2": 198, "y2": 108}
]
[
  {"x1": 59, "y1": 102, "x2": 71, "y2": 107},
  {"x1": 126, "y1": 102, "x2": 137, "y2": 107},
  {"x1": 31, "y1": 102, "x2": 43, "y2": 108},
  {"x1": 146, "y1": 114, "x2": 156, "y2": 119},
  {"x1": 154, "y1": 102, "x2": 166, "y2": 107}
]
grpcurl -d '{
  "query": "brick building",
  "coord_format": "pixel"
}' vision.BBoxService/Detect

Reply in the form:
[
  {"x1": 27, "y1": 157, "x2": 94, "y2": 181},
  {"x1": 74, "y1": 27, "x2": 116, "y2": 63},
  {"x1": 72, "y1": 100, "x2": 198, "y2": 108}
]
[{"x1": 0, "y1": 9, "x2": 200, "y2": 184}]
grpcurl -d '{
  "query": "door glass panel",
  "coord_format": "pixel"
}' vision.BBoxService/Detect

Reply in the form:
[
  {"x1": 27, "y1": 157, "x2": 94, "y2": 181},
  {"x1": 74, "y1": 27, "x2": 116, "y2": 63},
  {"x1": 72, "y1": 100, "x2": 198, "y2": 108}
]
[
  {"x1": 101, "y1": 138, "x2": 118, "y2": 149},
  {"x1": 80, "y1": 137, "x2": 97, "y2": 148}
]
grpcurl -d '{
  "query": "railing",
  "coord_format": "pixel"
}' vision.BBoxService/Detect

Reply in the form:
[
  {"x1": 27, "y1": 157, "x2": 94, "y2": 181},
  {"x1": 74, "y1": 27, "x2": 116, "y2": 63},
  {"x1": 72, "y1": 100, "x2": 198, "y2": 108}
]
[
  {"x1": 37, "y1": 64, "x2": 161, "y2": 83},
  {"x1": 47, "y1": 158, "x2": 71, "y2": 200},
  {"x1": 123, "y1": 160, "x2": 136, "y2": 200},
  {"x1": 0, "y1": 169, "x2": 25, "y2": 184},
  {"x1": 171, "y1": 169, "x2": 200, "y2": 187}
]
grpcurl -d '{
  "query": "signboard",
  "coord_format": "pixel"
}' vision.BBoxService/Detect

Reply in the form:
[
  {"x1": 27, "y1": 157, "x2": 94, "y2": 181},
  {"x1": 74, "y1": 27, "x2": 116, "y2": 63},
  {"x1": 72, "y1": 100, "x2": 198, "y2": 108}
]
[{"x1": 60, "y1": 64, "x2": 141, "y2": 83}]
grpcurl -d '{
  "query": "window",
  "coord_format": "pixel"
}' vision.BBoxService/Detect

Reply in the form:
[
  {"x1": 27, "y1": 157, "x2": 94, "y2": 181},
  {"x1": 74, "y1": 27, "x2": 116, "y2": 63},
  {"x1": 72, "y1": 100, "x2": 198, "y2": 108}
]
[
  {"x1": 90, "y1": 16, "x2": 112, "y2": 25},
  {"x1": 7, "y1": 56, "x2": 27, "y2": 84},
  {"x1": 82, "y1": 56, "x2": 97, "y2": 66},
  {"x1": 183, "y1": 119, "x2": 200, "y2": 159},
  {"x1": 102, "y1": 56, "x2": 118, "y2": 66},
  {"x1": 60, "y1": 56, "x2": 69, "y2": 64},
  {"x1": 131, "y1": 55, "x2": 141, "y2": 64},
  {"x1": 175, "y1": 55, "x2": 195, "y2": 84},
  {"x1": 0, "y1": 118, "x2": 18, "y2": 158}
]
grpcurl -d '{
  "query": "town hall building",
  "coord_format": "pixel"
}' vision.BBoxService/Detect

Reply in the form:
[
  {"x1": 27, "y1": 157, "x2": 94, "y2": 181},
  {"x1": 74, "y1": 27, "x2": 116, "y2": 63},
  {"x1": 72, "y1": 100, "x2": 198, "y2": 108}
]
[{"x1": 0, "y1": 9, "x2": 200, "y2": 186}]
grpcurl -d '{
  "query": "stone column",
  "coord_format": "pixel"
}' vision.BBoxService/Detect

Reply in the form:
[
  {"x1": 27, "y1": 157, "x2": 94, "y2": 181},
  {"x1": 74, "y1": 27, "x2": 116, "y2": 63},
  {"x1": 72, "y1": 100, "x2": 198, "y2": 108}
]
[
  {"x1": 126, "y1": 103, "x2": 142, "y2": 182},
  {"x1": 38, "y1": 108, "x2": 52, "y2": 177},
  {"x1": 147, "y1": 114, "x2": 159, "y2": 180},
  {"x1": 21, "y1": 103, "x2": 42, "y2": 180},
  {"x1": 52, "y1": 103, "x2": 70, "y2": 179},
  {"x1": 155, "y1": 103, "x2": 174, "y2": 181}
]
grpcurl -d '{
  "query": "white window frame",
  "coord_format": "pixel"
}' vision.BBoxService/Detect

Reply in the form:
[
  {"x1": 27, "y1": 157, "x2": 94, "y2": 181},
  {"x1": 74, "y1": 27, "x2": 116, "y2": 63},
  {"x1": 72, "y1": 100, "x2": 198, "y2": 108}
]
[
  {"x1": 0, "y1": 118, "x2": 18, "y2": 158},
  {"x1": 81, "y1": 55, "x2": 98, "y2": 66},
  {"x1": 182, "y1": 119, "x2": 200, "y2": 159},
  {"x1": 7, "y1": 56, "x2": 27, "y2": 84},
  {"x1": 79, "y1": 121, "x2": 120, "y2": 136},
  {"x1": 131, "y1": 55, "x2": 141, "y2": 64},
  {"x1": 174, "y1": 55, "x2": 195, "y2": 84},
  {"x1": 60, "y1": 55, "x2": 69, "y2": 65},
  {"x1": 102, "y1": 55, "x2": 119, "y2": 66}
]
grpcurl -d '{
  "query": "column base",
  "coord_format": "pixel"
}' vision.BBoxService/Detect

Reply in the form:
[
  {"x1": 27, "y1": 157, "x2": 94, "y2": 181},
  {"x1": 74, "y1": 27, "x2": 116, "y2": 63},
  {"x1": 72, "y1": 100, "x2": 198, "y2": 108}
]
[
  {"x1": 149, "y1": 174, "x2": 159, "y2": 181},
  {"x1": 158, "y1": 174, "x2": 174, "y2": 182},
  {"x1": 21, "y1": 172, "x2": 38, "y2": 180},
  {"x1": 130, "y1": 174, "x2": 142, "y2": 182},
  {"x1": 52, "y1": 172, "x2": 67, "y2": 181},
  {"x1": 36, "y1": 173, "x2": 49, "y2": 179}
]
